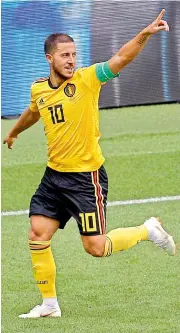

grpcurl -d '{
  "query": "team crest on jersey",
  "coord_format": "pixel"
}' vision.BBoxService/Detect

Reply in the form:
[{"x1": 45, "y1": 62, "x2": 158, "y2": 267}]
[{"x1": 64, "y1": 83, "x2": 76, "y2": 97}]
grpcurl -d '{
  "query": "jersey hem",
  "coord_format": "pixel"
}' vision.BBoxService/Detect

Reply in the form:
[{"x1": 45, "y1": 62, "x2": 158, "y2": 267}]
[{"x1": 47, "y1": 159, "x2": 105, "y2": 172}]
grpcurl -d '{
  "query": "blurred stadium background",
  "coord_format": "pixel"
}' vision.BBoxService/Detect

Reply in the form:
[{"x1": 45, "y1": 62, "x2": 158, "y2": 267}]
[{"x1": 2, "y1": 0, "x2": 180, "y2": 117}]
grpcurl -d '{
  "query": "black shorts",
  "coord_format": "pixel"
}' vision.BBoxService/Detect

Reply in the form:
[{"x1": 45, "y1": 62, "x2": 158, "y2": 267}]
[{"x1": 29, "y1": 166, "x2": 108, "y2": 236}]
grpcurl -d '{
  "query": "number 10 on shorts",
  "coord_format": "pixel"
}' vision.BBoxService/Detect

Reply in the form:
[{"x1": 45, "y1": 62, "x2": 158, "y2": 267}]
[{"x1": 79, "y1": 212, "x2": 97, "y2": 232}]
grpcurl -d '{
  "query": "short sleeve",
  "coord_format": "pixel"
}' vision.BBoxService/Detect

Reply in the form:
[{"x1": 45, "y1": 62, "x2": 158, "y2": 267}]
[
  {"x1": 78, "y1": 64, "x2": 102, "y2": 92},
  {"x1": 29, "y1": 84, "x2": 38, "y2": 112},
  {"x1": 79, "y1": 62, "x2": 119, "y2": 91}
]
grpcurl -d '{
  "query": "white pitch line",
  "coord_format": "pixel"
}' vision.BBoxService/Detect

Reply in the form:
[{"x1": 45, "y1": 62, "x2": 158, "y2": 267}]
[
  {"x1": 1, "y1": 209, "x2": 29, "y2": 216},
  {"x1": 1, "y1": 195, "x2": 180, "y2": 217},
  {"x1": 108, "y1": 195, "x2": 180, "y2": 207}
]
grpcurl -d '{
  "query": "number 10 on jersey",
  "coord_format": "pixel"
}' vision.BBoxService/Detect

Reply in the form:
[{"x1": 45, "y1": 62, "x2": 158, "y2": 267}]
[{"x1": 48, "y1": 104, "x2": 65, "y2": 124}]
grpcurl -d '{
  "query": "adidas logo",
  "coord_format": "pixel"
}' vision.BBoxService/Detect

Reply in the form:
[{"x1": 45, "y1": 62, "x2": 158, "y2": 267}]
[{"x1": 39, "y1": 98, "x2": 44, "y2": 105}]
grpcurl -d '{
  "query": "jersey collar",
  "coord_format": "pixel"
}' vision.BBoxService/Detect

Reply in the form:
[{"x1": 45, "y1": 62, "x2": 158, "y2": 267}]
[{"x1": 48, "y1": 78, "x2": 60, "y2": 90}]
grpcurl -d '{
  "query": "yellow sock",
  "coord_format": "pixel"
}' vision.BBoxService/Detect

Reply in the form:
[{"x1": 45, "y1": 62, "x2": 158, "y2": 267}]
[
  {"x1": 103, "y1": 225, "x2": 148, "y2": 257},
  {"x1": 29, "y1": 240, "x2": 56, "y2": 298}
]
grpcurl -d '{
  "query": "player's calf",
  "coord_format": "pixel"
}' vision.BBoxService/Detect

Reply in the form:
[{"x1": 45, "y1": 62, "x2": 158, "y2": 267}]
[{"x1": 81, "y1": 234, "x2": 106, "y2": 257}]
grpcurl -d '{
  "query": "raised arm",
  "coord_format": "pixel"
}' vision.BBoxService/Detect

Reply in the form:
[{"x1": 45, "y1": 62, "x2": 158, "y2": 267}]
[
  {"x1": 108, "y1": 9, "x2": 169, "y2": 74},
  {"x1": 3, "y1": 107, "x2": 40, "y2": 149}
]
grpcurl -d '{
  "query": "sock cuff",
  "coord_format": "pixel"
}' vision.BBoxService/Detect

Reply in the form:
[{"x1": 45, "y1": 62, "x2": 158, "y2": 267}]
[
  {"x1": 29, "y1": 239, "x2": 51, "y2": 251},
  {"x1": 137, "y1": 225, "x2": 148, "y2": 241},
  {"x1": 103, "y1": 236, "x2": 113, "y2": 257}
]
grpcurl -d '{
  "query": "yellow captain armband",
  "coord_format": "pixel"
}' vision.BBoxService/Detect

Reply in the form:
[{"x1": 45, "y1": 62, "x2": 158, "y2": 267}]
[{"x1": 95, "y1": 61, "x2": 120, "y2": 83}]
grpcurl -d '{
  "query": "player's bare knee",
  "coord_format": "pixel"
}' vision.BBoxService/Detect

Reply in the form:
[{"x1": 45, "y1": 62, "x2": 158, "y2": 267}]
[
  {"x1": 29, "y1": 228, "x2": 49, "y2": 242},
  {"x1": 29, "y1": 215, "x2": 59, "y2": 241},
  {"x1": 28, "y1": 229, "x2": 51, "y2": 250}
]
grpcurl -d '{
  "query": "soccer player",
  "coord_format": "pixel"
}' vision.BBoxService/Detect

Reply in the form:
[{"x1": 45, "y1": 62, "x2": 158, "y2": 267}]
[{"x1": 3, "y1": 9, "x2": 176, "y2": 318}]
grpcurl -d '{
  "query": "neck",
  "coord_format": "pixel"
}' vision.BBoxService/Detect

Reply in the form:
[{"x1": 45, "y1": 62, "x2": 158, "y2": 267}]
[{"x1": 49, "y1": 69, "x2": 66, "y2": 87}]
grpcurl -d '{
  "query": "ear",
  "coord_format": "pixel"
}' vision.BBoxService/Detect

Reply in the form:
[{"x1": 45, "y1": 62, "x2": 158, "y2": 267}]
[{"x1": 46, "y1": 53, "x2": 53, "y2": 64}]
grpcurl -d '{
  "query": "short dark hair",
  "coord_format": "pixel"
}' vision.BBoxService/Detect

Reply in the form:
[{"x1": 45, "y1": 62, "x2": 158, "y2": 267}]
[{"x1": 44, "y1": 33, "x2": 74, "y2": 54}]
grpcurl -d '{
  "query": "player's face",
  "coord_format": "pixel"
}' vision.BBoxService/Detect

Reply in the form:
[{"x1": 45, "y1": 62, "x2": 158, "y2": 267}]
[{"x1": 47, "y1": 42, "x2": 76, "y2": 79}]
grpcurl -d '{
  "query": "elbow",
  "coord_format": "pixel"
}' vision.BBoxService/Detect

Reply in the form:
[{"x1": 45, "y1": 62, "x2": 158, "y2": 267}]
[
  {"x1": 118, "y1": 54, "x2": 132, "y2": 67},
  {"x1": 34, "y1": 113, "x2": 40, "y2": 122},
  {"x1": 27, "y1": 108, "x2": 40, "y2": 123}
]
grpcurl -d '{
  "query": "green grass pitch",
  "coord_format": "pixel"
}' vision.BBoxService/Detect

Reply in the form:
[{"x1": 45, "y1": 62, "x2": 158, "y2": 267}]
[{"x1": 2, "y1": 103, "x2": 180, "y2": 333}]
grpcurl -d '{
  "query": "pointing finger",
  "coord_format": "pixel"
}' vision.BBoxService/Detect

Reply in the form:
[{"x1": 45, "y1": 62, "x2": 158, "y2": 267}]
[{"x1": 156, "y1": 9, "x2": 165, "y2": 22}]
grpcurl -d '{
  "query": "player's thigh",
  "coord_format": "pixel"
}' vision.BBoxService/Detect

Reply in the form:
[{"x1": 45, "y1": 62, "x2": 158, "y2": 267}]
[{"x1": 29, "y1": 215, "x2": 60, "y2": 241}]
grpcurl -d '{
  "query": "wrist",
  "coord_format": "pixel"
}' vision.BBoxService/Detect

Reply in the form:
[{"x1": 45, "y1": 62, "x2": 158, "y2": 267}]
[
  {"x1": 141, "y1": 26, "x2": 152, "y2": 37},
  {"x1": 8, "y1": 131, "x2": 18, "y2": 138}
]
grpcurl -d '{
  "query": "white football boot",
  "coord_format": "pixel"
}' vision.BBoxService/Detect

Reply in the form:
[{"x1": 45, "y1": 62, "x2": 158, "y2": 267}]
[
  {"x1": 144, "y1": 217, "x2": 176, "y2": 256},
  {"x1": 19, "y1": 304, "x2": 61, "y2": 318}
]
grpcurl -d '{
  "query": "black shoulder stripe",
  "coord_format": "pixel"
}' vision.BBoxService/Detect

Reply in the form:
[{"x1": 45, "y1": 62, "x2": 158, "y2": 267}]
[{"x1": 33, "y1": 77, "x2": 49, "y2": 84}]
